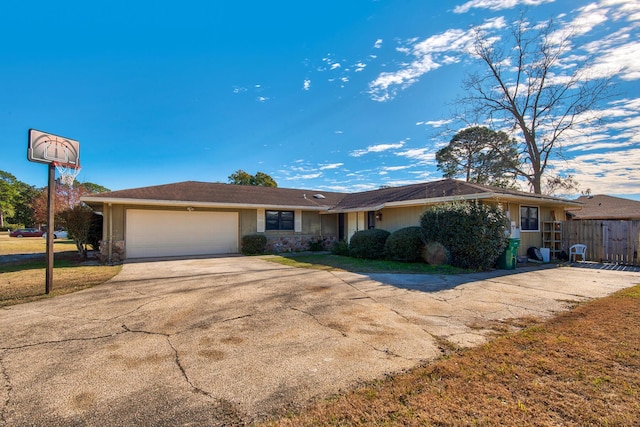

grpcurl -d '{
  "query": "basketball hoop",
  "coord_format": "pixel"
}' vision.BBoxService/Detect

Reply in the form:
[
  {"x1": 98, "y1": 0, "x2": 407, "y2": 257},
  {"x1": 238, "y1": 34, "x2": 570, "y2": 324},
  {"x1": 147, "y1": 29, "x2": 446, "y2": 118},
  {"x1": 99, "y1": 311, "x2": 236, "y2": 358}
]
[{"x1": 53, "y1": 162, "x2": 82, "y2": 187}]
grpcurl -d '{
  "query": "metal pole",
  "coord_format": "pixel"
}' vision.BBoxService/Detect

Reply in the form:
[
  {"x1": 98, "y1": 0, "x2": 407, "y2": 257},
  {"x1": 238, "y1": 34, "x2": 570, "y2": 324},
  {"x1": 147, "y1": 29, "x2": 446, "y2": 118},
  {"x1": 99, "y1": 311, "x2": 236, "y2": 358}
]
[{"x1": 45, "y1": 163, "x2": 55, "y2": 294}]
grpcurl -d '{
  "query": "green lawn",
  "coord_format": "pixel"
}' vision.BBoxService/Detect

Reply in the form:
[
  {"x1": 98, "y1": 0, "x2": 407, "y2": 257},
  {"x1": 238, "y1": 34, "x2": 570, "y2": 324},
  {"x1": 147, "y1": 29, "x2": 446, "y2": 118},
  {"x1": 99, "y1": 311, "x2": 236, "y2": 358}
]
[{"x1": 262, "y1": 253, "x2": 466, "y2": 274}]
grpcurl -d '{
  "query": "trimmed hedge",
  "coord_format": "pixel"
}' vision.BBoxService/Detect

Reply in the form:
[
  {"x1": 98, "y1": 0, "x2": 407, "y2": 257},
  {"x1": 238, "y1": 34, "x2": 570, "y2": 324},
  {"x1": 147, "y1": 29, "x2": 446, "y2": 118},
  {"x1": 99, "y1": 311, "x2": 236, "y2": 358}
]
[
  {"x1": 349, "y1": 228, "x2": 390, "y2": 259},
  {"x1": 330, "y1": 239, "x2": 349, "y2": 256},
  {"x1": 241, "y1": 234, "x2": 267, "y2": 255},
  {"x1": 385, "y1": 226, "x2": 425, "y2": 262},
  {"x1": 420, "y1": 201, "x2": 508, "y2": 270}
]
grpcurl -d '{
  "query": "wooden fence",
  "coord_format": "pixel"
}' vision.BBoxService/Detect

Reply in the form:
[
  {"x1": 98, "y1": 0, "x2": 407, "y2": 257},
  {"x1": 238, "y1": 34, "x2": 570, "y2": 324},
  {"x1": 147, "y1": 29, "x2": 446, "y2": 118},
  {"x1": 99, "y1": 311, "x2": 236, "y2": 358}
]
[{"x1": 563, "y1": 220, "x2": 640, "y2": 265}]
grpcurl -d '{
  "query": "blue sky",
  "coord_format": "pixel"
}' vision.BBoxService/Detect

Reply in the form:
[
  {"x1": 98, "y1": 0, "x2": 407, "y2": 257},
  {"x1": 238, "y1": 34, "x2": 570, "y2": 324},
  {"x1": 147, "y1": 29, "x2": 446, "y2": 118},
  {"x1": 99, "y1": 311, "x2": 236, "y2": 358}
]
[{"x1": 2, "y1": 0, "x2": 639, "y2": 200}]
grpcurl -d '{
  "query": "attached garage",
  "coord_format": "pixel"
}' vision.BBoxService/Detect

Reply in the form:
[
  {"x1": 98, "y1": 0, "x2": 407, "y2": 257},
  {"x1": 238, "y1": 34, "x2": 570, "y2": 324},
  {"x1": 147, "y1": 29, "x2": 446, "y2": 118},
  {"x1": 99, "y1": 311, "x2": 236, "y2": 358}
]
[{"x1": 126, "y1": 209, "x2": 238, "y2": 258}]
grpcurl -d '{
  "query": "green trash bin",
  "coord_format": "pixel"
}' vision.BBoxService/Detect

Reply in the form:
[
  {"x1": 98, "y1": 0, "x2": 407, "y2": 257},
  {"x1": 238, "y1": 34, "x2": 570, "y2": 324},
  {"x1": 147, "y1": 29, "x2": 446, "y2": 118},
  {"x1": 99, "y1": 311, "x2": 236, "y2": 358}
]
[{"x1": 497, "y1": 238, "x2": 520, "y2": 270}]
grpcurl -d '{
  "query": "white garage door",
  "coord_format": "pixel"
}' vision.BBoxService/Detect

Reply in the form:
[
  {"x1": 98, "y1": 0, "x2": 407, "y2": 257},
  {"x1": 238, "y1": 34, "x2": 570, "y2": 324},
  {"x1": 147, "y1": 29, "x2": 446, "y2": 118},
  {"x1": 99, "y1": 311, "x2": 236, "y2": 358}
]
[{"x1": 126, "y1": 210, "x2": 238, "y2": 258}]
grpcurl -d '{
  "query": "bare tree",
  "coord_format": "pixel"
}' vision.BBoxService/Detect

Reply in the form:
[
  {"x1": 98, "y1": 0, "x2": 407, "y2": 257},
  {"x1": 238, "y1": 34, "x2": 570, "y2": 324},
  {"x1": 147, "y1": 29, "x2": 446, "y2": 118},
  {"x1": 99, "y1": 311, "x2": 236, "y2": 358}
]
[{"x1": 461, "y1": 16, "x2": 612, "y2": 194}]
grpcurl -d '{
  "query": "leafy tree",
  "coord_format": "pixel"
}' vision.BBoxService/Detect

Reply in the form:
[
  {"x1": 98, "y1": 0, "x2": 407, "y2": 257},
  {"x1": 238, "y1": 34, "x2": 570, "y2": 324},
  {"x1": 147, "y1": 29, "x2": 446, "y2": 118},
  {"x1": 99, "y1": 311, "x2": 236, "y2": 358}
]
[
  {"x1": 0, "y1": 171, "x2": 20, "y2": 227},
  {"x1": 228, "y1": 170, "x2": 253, "y2": 185},
  {"x1": 436, "y1": 126, "x2": 518, "y2": 188},
  {"x1": 9, "y1": 182, "x2": 39, "y2": 227},
  {"x1": 32, "y1": 180, "x2": 109, "y2": 257},
  {"x1": 228, "y1": 170, "x2": 277, "y2": 187},
  {"x1": 460, "y1": 15, "x2": 612, "y2": 194},
  {"x1": 80, "y1": 182, "x2": 110, "y2": 194},
  {"x1": 252, "y1": 171, "x2": 278, "y2": 187},
  {"x1": 32, "y1": 182, "x2": 90, "y2": 225},
  {"x1": 59, "y1": 205, "x2": 94, "y2": 257}
]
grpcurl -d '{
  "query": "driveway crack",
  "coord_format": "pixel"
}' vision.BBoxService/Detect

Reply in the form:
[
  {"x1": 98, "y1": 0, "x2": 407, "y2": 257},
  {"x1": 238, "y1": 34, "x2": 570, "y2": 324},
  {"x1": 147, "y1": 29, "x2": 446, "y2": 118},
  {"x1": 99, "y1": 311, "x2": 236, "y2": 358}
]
[
  {"x1": 290, "y1": 307, "x2": 405, "y2": 360},
  {"x1": 0, "y1": 329, "x2": 128, "y2": 351},
  {"x1": 120, "y1": 325, "x2": 214, "y2": 400}
]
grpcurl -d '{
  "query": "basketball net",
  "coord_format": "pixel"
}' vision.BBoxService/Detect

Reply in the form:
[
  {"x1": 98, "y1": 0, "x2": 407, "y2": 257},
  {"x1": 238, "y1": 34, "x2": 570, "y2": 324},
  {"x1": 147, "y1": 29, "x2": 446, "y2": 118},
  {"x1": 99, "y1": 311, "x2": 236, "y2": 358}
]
[{"x1": 53, "y1": 162, "x2": 82, "y2": 187}]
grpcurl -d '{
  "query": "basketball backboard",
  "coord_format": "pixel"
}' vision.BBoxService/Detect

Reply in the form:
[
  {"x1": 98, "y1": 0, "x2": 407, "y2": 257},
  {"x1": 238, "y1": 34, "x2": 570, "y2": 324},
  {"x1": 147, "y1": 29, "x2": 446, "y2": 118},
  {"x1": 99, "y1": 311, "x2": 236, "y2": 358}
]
[{"x1": 27, "y1": 129, "x2": 80, "y2": 168}]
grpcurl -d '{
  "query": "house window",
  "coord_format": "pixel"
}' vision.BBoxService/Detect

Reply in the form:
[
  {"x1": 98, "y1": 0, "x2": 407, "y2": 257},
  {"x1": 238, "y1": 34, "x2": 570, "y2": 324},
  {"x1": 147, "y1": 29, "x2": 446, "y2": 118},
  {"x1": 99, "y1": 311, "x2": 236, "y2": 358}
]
[
  {"x1": 520, "y1": 206, "x2": 539, "y2": 231},
  {"x1": 265, "y1": 210, "x2": 294, "y2": 230}
]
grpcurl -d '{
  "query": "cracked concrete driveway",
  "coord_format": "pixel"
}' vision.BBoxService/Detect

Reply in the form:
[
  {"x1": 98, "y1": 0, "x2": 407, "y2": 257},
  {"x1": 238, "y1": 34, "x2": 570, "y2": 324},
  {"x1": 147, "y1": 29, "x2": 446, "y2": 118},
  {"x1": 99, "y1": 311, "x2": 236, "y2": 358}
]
[{"x1": 1, "y1": 256, "x2": 639, "y2": 426}]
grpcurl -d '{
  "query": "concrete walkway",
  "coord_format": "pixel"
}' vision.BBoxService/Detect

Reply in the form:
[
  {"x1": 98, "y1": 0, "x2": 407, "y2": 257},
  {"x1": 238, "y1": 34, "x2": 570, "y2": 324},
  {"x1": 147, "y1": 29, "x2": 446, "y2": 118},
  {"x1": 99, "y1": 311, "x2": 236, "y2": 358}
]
[{"x1": 1, "y1": 257, "x2": 638, "y2": 426}]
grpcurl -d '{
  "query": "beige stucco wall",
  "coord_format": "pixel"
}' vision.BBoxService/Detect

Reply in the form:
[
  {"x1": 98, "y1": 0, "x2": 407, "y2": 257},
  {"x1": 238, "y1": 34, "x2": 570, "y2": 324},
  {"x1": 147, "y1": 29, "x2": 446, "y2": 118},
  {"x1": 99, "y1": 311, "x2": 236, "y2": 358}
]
[
  {"x1": 98, "y1": 204, "x2": 339, "y2": 259},
  {"x1": 344, "y1": 201, "x2": 566, "y2": 258},
  {"x1": 375, "y1": 206, "x2": 425, "y2": 233}
]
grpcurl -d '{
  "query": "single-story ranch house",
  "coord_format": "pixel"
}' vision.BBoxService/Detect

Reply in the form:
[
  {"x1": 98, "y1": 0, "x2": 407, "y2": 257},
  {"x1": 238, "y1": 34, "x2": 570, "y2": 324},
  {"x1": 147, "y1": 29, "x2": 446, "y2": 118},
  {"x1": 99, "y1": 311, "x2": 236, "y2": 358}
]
[{"x1": 81, "y1": 178, "x2": 582, "y2": 263}]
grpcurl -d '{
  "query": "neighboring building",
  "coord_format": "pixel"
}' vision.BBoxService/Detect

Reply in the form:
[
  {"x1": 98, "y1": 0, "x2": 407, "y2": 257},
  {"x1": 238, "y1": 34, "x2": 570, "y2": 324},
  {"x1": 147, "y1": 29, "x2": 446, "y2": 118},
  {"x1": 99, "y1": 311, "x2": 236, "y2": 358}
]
[
  {"x1": 564, "y1": 195, "x2": 640, "y2": 265},
  {"x1": 81, "y1": 178, "x2": 582, "y2": 262},
  {"x1": 566, "y1": 194, "x2": 640, "y2": 220}
]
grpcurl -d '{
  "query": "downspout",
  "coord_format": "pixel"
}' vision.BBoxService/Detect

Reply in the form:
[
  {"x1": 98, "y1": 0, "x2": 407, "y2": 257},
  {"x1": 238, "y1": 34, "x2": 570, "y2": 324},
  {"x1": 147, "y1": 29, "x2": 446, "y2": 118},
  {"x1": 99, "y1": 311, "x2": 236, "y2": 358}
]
[{"x1": 108, "y1": 203, "x2": 113, "y2": 265}]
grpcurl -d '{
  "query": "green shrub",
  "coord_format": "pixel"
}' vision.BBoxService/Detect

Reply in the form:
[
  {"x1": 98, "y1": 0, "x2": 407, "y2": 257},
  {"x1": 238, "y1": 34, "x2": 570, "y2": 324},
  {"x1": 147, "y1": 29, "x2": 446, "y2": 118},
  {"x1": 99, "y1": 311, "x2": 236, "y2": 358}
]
[
  {"x1": 420, "y1": 201, "x2": 508, "y2": 270},
  {"x1": 349, "y1": 228, "x2": 391, "y2": 259},
  {"x1": 330, "y1": 239, "x2": 349, "y2": 256},
  {"x1": 308, "y1": 237, "x2": 324, "y2": 252},
  {"x1": 385, "y1": 226, "x2": 425, "y2": 262},
  {"x1": 241, "y1": 234, "x2": 267, "y2": 255}
]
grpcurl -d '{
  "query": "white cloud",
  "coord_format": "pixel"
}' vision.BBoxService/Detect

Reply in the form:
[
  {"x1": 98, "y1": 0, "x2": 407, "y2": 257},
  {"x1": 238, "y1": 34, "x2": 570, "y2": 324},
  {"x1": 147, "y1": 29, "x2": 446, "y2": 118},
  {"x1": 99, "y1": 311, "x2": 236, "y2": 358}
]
[
  {"x1": 395, "y1": 147, "x2": 436, "y2": 163},
  {"x1": 354, "y1": 62, "x2": 367, "y2": 72},
  {"x1": 303, "y1": 79, "x2": 311, "y2": 90},
  {"x1": 330, "y1": 63, "x2": 341, "y2": 70},
  {"x1": 562, "y1": 148, "x2": 640, "y2": 195},
  {"x1": 368, "y1": 18, "x2": 505, "y2": 102},
  {"x1": 416, "y1": 119, "x2": 454, "y2": 127},
  {"x1": 285, "y1": 173, "x2": 323, "y2": 180},
  {"x1": 319, "y1": 163, "x2": 343, "y2": 170},
  {"x1": 453, "y1": 0, "x2": 553, "y2": 14},
  {"x1": 350, "y1": 141, "x2": 407, "y2": 157},
  {"x1": 256, "y1": 96, "x2": 269, "y2": 102},
  {"x1": 381, "y1": 165, "x2": 413, "y2": 172},
  {"x1": 374, "y1": 39, "x2": 383, "y2": 48}
]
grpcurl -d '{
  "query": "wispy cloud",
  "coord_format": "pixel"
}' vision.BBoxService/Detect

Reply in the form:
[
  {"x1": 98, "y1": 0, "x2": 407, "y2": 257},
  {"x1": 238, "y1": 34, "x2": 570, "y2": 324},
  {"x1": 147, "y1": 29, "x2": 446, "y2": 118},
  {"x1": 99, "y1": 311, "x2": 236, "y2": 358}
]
[
  {"x1": 319, "y1": 163, "x2": 343, "y2": 170},
  {"x1": 303, "y1": 79, "x2": 311, "y2": 90},
  {"x1": 368, "y1": 18, "x2": 506, "y2": 102},
  {"x1": 395, "y1": 147, "x2": 436, "y2": 163},
  {"x1": 416, "y1": 119, "x2": 454, "y2": 127},
  {"x1": 381, "y1": 165, "x2": 413, "y2": 172},
  {"x1": 350, "y1": 141, "x2": 407, "y2": 157},
  {"x1": 285, "y1": 173, "x2": 323, "y2": 180},
  {"x1": 453, "y1": 0, "x2": 554, "y2": 14},
  {"x1": 374, "y1": 39, "x2": 383, "y2": 48}
]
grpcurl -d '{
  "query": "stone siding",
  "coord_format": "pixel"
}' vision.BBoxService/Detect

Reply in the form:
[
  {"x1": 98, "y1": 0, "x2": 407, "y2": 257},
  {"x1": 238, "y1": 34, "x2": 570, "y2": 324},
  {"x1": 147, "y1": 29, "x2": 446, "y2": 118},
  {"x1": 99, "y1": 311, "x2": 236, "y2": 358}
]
[{"x1": 264, "y1": 235, "x2": 338, "y2": 253}]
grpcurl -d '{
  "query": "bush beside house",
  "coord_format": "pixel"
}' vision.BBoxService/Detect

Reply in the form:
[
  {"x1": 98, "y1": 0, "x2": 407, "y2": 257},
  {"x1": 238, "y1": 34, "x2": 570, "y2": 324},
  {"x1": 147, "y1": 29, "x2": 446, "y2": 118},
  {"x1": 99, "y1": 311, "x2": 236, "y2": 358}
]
[
  {"x1": 241, "y1": 234, "x2": 267, "y2": 255},
  {"x1": 349, "y1": 229, "x2": 390, "y2": 259},
  {"x1": 385, "y1": 226, "x2": 425, "y2": 262},
  {"x1": 420, "y1": 201, "x2": 508, "y2": 270}
]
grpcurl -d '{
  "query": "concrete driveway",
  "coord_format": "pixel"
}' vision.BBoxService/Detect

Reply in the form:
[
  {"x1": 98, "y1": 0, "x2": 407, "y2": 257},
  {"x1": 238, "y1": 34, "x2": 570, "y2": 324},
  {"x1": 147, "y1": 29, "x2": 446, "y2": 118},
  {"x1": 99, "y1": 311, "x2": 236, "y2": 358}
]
[{"x1": 1, "y1": 257, "x2": 638, "y2": 426}]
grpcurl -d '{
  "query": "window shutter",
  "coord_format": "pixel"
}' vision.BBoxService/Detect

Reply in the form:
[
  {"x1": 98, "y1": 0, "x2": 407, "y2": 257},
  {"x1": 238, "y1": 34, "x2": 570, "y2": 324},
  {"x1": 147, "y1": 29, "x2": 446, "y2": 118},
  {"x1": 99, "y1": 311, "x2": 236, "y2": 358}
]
[
  {"x1": 257, "y1": 209, "x2": 265, "y2": 232},
  {"x1": 295, "y1": 210, "x2": 302, "y2": 232}
]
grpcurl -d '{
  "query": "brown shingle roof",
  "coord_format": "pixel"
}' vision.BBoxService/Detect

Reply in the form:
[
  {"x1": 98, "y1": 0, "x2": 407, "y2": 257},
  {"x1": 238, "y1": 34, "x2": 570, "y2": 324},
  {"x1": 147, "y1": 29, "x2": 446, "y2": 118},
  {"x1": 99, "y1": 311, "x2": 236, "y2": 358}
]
[
  {"x1": 331, "y1": 179, "x2": 574, "y2": 211},
  {"x1": 82, "y1": 178, "x2": 579, "y2": 211},
  {"x1": 82, "y1": 181, "x2": 347, "y2": 209},
  {"x1": 566, "y1": 195, "x2": 640, "y2": 220}
]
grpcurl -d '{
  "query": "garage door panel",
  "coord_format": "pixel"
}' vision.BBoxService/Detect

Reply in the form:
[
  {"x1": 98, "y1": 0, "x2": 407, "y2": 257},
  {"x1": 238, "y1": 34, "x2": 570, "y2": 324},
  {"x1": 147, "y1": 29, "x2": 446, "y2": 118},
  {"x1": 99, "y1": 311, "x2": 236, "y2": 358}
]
[{"x1": 126, "y1": 210, "x2": 238, "y2": 258}]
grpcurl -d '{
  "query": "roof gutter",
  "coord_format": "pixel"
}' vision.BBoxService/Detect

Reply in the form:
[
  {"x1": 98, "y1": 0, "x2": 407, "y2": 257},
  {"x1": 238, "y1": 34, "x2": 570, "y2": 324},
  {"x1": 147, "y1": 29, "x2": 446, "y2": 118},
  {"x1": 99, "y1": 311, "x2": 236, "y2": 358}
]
[
  {"x1": 80, "y1": 196, "x2": 332, "y2": 212},
  {"x1": 325, "y1": 192, "x2": 582, "y2": 213}
]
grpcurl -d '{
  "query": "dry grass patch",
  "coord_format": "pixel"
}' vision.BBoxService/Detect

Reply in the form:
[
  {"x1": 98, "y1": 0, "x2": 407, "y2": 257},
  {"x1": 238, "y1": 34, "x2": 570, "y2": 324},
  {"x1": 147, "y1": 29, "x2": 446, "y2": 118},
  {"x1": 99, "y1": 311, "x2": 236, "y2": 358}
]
[
  {"x1": 0, "y1": 259, "x2": 121, "y2": 307},
  {"x1": 263, "y1": 284, "x2": 640, "y2": 426},
  {"x1": 1, "y1": 233, "x2": 120, "y2": 306}
]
